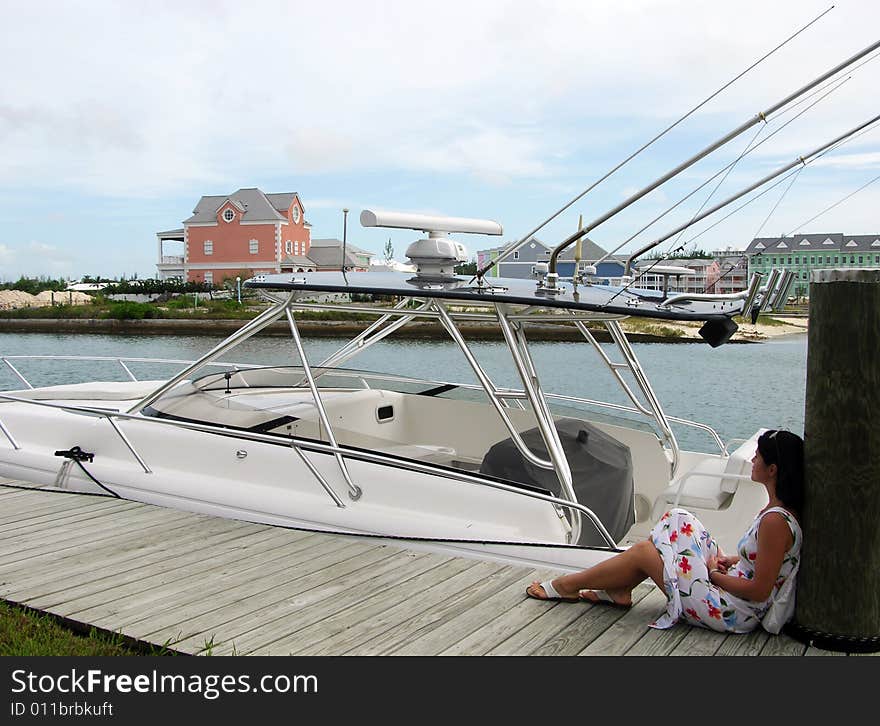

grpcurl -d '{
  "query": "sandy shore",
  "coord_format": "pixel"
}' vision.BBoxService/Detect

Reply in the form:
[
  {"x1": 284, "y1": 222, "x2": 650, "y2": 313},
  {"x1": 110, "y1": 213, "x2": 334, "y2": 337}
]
[
  {"x1": 633, "y1": 315, "x2": 808, "y2": 342},
  {"x1": 0, "y1": 314, "x2": 808, "y2": 343}
]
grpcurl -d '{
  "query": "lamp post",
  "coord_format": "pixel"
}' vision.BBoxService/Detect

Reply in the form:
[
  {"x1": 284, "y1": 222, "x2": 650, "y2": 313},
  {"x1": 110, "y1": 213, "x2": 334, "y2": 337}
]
[
  {"x1": 342, "y1": 208, "x2": 349, "y2": 271},
  {"x1": 236, "y1": 276, "x2": 241, "y2": 305}
]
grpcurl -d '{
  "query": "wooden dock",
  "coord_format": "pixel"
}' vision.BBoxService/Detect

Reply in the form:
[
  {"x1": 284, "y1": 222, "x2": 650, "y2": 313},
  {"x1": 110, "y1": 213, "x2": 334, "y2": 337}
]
[{"x1": 0, "y1": 481, "x2": 846, "y2": 656}]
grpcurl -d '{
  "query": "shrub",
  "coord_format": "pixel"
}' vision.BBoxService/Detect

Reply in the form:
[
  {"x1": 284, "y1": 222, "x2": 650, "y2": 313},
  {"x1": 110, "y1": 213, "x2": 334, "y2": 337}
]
[{"x1": 103, "y1": 302, "x2": 156, "y2": 320}]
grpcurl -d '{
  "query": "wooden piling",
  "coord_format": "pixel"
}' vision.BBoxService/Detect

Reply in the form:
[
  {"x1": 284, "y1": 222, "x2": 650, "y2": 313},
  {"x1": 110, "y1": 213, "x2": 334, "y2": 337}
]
[{"x1": 793, "y1": 268, "x2": 880, "y2": 652}]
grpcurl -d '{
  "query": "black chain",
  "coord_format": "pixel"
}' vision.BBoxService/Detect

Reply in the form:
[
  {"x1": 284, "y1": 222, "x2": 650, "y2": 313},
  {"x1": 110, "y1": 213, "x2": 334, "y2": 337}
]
[{"x1": 785, "y1": 620, "x2": 880, "y2": 654}]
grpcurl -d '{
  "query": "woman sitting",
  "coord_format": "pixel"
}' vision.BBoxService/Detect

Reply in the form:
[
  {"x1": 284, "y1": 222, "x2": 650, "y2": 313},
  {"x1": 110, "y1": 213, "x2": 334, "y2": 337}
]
[{"x1": 526, "y1": 429, "x2": 804, "y2": 633}]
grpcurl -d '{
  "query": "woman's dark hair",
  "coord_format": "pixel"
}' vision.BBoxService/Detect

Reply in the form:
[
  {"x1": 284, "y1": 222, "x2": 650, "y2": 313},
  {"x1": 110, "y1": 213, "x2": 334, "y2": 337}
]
[{"x1": 756, "y1": 429, "x2": 804, "y2": 513}]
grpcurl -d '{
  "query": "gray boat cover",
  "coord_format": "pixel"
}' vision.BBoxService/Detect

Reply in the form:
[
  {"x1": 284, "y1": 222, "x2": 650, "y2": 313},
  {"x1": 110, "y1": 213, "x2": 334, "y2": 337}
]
[{"x1": 479, "y1": 418, "x2": 634, "y2": 546}]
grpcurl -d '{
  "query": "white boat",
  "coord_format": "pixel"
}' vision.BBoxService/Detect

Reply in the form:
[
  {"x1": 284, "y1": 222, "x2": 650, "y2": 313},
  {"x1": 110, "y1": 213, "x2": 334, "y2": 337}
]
[
  {"x1": 0, "y1": 205, "x2": 789, "y2": 573},
  {"x1": 2, "y1": 38, "x2": 877, "y2": 573}
]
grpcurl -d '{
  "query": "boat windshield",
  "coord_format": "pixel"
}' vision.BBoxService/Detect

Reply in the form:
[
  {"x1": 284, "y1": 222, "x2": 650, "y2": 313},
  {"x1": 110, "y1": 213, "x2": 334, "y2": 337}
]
[{"x1": 147, "y1": 364, "x2": 657, "y2": 439}]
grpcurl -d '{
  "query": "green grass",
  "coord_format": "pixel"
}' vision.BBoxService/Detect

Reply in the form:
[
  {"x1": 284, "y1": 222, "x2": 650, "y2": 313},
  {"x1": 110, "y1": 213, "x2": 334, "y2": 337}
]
[
  {"x1": 732, "y1": 314, "x2": 787, "y2": 326},
  {"x1": 0, "y1": 301, "x2": 378, "y2": 322},
  {"x1": 0, "y1": 601, "x2": 176, "y2": 656},
  {"x1": 619, "y1": 318, "x2": 687, "y2": 337}
]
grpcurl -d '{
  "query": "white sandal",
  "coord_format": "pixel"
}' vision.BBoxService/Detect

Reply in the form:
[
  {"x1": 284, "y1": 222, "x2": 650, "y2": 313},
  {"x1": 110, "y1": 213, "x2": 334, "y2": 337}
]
[{"x1": 527, "y1": 580, "x2": 580, "y2": 602}]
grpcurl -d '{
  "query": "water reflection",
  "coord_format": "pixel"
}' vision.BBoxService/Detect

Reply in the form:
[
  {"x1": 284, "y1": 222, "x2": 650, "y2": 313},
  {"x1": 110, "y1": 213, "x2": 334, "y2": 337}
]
[{"x1": 0, "y1": 331, "x2": 807, "y2": 452}]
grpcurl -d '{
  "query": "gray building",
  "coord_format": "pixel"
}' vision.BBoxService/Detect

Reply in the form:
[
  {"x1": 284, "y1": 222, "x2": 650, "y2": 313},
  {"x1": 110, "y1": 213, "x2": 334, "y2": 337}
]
[
  {"x1": 295, "y1": 238, "x2": 373, "y2": 272},
  {"x1": 476, "y1": 237, "x2": 627, "y2": 282},
  {"x1": 746, "y1": 233, "x2": 880, "y2": 298}
]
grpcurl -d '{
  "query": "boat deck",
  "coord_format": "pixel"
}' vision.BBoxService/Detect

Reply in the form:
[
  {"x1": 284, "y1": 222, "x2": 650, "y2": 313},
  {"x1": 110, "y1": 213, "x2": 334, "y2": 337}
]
[{"x1": 0, "y1": 481, "x2": 844, "y2": 656}]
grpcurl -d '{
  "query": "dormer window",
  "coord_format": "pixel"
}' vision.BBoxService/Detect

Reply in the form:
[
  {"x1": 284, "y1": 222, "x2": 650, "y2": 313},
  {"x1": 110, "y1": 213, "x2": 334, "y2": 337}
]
[
  {"x1": 223, "y1": 208, "x2": 235, "y2": 223},
  {"x1": 291, "y1": 204, "x2": 301, "y2": 223}
]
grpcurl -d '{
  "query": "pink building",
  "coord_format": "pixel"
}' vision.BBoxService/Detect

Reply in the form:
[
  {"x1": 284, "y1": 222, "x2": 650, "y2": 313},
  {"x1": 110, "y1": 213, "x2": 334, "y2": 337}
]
[{"x1": 156, "y1": 188, "x2": 312, "y2": 284}]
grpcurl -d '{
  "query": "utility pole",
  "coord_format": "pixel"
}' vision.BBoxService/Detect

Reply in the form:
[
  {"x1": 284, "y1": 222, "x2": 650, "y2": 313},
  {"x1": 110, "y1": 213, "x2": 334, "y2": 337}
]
[{"x1": 342, "y1": 208, "x2": 349, "y2": 271}]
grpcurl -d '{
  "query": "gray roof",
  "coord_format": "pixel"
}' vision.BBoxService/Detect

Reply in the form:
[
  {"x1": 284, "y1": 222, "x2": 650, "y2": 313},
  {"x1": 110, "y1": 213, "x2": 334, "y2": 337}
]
[
  {"x1": 556, "y1": 237, "x2": 609, "y2": 261},
  {"x1": 265, "y1": 192, "x2": 298, "y2": 211},
  {"x1": 307, "y1": 246, "x2": 369, "y2": 269},
  {"x1": 479, "y1": 236, "x2": 611, "y2": 262},
  {"x1": 842, "y1": 234, "x2": 880, "y2": 251},
  {"x1": 744, "y1": 233, "x2": 880, "y2": 254},
  {"x1": 636, "y1": 257, "x2": 716, "y2": 268},
  {"x1": 183, "y1": 188, "x2": 298, "y2": 225},
  {"x1": 310, "y1": 238, "x2": 373, "y2": 257},
  {"x1": 280, "y1": 255, "x2": 314, "y2": 266}
]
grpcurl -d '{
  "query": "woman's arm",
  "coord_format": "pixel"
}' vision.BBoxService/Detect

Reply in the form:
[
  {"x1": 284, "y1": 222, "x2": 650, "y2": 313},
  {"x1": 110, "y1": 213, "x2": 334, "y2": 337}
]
[
  {"x1": 708, "y1": 513, "x2": 792, "y2": 602},
  {"x1": 717, "y1": 553, "x2": 740, "y2": 571}
]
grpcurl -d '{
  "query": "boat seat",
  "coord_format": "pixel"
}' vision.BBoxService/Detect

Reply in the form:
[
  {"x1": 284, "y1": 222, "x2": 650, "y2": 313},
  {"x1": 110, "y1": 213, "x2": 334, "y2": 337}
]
[
  {"x1": 657, "y1": 435, "x2": 758, "y2": 511},
  {"x1": 4, "y1": 381, "x2": 167, "y2": 401},
  {"x1": 380, "y1": 443, "x2": 457, "y2": 465}
]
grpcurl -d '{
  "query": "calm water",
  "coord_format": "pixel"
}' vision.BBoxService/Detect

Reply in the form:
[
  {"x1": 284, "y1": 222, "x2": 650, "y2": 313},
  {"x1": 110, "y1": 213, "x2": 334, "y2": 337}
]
[{"x1": 0, "y1": 331, "x2": 808, "y2": 453}]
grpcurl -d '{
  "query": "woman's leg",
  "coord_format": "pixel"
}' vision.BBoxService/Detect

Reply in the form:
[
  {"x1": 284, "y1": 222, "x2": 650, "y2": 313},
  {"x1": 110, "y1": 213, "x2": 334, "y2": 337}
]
[{"x1": 528, "y1": 540, "x2": 665, "y2": 603}]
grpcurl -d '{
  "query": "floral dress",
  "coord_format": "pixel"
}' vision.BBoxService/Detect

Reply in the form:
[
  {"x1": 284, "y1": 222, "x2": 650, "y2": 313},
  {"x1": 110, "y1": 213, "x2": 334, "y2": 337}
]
[{"x1": 648, "y1": 506, "x2": 802, "y2": 633}]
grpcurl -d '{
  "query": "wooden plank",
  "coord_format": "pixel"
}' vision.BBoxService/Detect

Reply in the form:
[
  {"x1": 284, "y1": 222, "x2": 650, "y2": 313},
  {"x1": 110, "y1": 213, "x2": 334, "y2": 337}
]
[
  {"x1": 10, "y1": 522, "x2": 277, "y2": 611},
  {"x1": 0, "y1": 487, "x2": 131, "y2": 515},
  {"x1": 0, "y1": 509, "x2": 208, "y2": 576},
  {"x1": 0, "y1": 514, "x2": 251, "y2": 591},
  {"x1": 112, "y1": 534, "x2": 363, "y2": 634},
  {"x1": 578, "y1": 586, "x2": 666, "y2": 656},
  {"x1": 78, "y1": 529, "x2": 321, "y2": 629},
  {"x1": 668, "y1": 625, "x2": 726, "y2": 656},
  {"x1": 213, "y1": 549, "x2": 447, "y2": 655},
  {"x1": 759, "y1": 634, "x2": 807, "y2": 656},
  {"x1": 387, "y1": 568, "x2": 552, "y2": 656},
  {"x1": 714, "y1": 629, "x2": 770, "y2": 656},
  {"x1": 0, "y1": 516, "x2": 256, "y2": 587},
  {"x1": 621, "y1": 621, "x2": 691, "y2": 656},
  {"x1": 165, "y1": 543, "x2": 400, "y2": 654},
  {"x1": 0, "y1": 486, "x2": 852, "y2": 657},
  {"x1": 353, "y1": 564, "x2": 539, "y2": 656},
  {"x1": 54, "y1": 528, "x2": 312, "y2": 621},
  {"x1": 805, "y1": 646, "x2": 846, "y2": 656},
  {"x1": 0, "y1": 495, "x2": 130, "y2": 529},
  {"x1": 0, "y1": 503, "x2": 188, "y2": 563},
  {"x1": 248, "y1": 554, "x2": 475, "y2": 655},
  {"x1": 485, "y1": 597, "x2": 603, "y2": 656},
  {"x1": 294, "y1": 559, "x2": 500, "y2": 656},
  {"x1": 442, "y1": 586, "x2": 584, "y2": 656},
  {"x1": 529, "y1": 597, "x2": 646, "y2": 656},
  {"x1": 0, "y1": 485, "x2": 73, "y2": 502}
]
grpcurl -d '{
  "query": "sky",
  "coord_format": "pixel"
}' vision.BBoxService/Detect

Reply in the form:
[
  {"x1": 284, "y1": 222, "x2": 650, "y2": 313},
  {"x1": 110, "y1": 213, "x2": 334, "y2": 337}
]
[{"x1": 1, "y1": 0, "x2": 879, "y2": 281}]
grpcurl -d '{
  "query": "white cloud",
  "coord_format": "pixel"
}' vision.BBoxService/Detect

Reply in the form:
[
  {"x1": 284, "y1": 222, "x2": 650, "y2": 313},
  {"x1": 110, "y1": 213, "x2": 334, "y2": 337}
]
[
  {"x1": 1, "y1": 0, "x2": 879, "y2": 275},
  {"x1": 3, "y1": 0, "x2": 877, "y2": 196},
  {"x1": 0, "y1": 243, "x2": 15, "y2": 266},
  {"x1": 810, "y1": 152, "x2": 880, "y2": 170}
]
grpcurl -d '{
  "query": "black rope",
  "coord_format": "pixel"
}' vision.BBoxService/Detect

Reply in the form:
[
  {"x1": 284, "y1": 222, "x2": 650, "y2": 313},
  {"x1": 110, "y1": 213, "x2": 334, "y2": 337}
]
[
  {"x1": 785, "y1": 620, "x2": 880, "y2": 654},
  {"x1": 53, "y1": 447, "x2": 121, "y2": 499}
]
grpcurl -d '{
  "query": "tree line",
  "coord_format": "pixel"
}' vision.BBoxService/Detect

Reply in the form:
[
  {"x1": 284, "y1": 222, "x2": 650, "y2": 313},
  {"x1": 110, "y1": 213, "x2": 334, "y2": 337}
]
[{"x1": 1, "y1": 277, "x2": 214, "y2": 295}]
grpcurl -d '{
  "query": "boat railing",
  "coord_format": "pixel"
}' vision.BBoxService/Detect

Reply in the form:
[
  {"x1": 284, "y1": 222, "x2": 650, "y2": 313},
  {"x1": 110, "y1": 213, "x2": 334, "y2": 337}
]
[
  {"x1": 1, "y1": 355, "x2": 266, "y2": 390},
  {"x1": 0, "y1": 391, "x2": 617, "y2": 548},
  {"x1": 0, "y1": 354, "x2": 728, "y2": 454}
]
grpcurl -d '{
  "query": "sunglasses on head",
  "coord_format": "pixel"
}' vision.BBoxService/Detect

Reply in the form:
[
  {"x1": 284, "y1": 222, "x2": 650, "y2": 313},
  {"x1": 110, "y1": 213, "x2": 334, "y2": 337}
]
[{"x1": 766, "y1": 429, "x2": 789, "y2": 462}]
